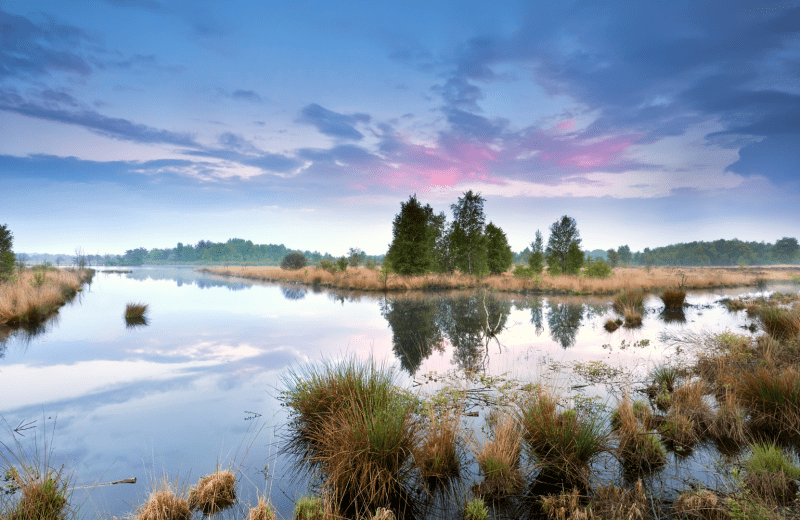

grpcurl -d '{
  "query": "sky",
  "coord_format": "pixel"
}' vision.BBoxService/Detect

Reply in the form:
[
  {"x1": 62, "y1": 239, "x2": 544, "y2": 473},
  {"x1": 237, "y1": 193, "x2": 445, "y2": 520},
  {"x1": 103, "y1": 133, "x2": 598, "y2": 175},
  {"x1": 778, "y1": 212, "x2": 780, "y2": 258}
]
[{"x1": 1, "y1": 0, "x2": 799, "y2": 256}]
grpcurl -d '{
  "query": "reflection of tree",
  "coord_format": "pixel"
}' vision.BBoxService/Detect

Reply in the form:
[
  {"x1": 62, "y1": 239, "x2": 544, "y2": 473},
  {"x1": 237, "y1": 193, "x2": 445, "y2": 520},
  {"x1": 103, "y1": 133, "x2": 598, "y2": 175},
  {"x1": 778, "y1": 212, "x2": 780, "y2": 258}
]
[
  {"x1": 547, "y1": 302, "x2": 584, "y2": 349},
  {"x1": 280, "y1": 286, "x2": 307, "y2": 301},
  {"x1": 439, "y1": 294, "x2": 511, "y2": 374},
  {"x1": 515, "y1": 298, "x2": 544, "y2": 336},
  {"x1": 380, "y1": 298, "x2": 443, "y2": 374}
]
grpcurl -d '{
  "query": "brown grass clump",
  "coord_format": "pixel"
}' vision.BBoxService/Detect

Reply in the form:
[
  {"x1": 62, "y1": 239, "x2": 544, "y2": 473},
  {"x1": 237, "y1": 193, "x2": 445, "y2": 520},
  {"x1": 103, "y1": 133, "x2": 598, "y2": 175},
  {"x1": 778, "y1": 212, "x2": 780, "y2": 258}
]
[
  {"x1": 471, "y1": 412, "x2": 524, "y2": 497},
  {"x1": 3, "y1": 467, "x2": 72, "y2": 520},
  {"x1": 198, "y1": 265, "x2": 796, "y2": 295},
  {"x1": 660, "y1": 289, "x2": 686, "y2": 311},
  {"x1": 134, "y1": 480, "x2": 191, "y2": 520},
  {"x1": 613, "y1": 290, "x2": 644, "y2": 314},
  {"x1": 742, "y1": 471, "x2": 798, "y2": 507},
  {"x1": 734, "y1": 365, "x2": 800, "y2": 434},
  {"x1": 708, "y1": 392, "x2": 748, "y2": 447},
  {"x1": 248, "y1": 497, "x2": 276, "y2": 520},
  {"x1": 188, "y1": 469, "x2": 236, "y2": 515},
  {"x1": 659, "y1": 412, "x2": 698, "y2": 451},
  {"x1": 756, "y1": 306, "x2": 800, "y2": 341},
  {"x1": 0, "y1": 268, "x2": 90, "y2": 326},
  {"x1": 673, "y1": 489, "x2": 729, "y2": 520},
  {"x1": 414, "y1": 405, "x2": 462, "y2": 482},
  {"x1": 671, "y1": 380, "x2": 713, "y2": 432},
  {"x1": 612, "y1": 396, "x2": 665, "y2": 473},
  {"x1": 590, "y1": 480, "x2": 649, "y2": 520},
  {"x1": 541, "y1": 488, "x2": 590, "y2": 520},
  {"x1": 604, "y1": 319, "x2": 621, "y2": 332}
]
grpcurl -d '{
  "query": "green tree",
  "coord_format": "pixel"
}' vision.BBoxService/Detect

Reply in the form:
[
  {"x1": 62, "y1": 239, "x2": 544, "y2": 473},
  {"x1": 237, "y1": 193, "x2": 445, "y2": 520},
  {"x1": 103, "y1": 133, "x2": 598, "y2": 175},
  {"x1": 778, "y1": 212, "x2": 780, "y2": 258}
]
[
  {"x1": 347, "y1": 247, "x2": 365, "y2": 267},
  {"x1": 545, "y1": 216, "x2": 581, "y2": 275},
  {"x1": 617, "y1": 245, "x2": 632, "y2": 266},
  {"x1": 450, "y1": 190, "x2": 487, "y2": 275},
  {"x1": 772, "y1": 237, "x2": 800, "y2": 264},
  {"x1": 281, "y1": 252, "x2": 308, "y2": 270},
  {"x1": 606, "y1": 249, "x2": 619, "y2": 268},
  {"x1": 485, "y1": 222, "x2": 513, "y2": 274},
  {"x1": 528, "y1": 230, "x2": 544, "y2": 274},
  {"x1": 565, "y1": 242, "x2": 584, "y2": 275},
  {"x1": 0, "y1": 224, "x2": 15, "y2": 281},
  {"x1": 385, "y1": 195, "x2": 439, "y2": 275}
]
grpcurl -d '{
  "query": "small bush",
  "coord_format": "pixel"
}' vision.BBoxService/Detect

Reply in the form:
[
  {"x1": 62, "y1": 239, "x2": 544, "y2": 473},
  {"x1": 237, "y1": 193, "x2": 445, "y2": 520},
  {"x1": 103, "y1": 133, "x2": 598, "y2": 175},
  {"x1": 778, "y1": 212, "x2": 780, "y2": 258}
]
[
  {"x1": 660, "y1": 289, "x2": 686, "y2": 311},
  {"x1": 585, "y1": 260, "x2": 613, "y2": 279},
  {"x1": 5, "y1": 472, "x2": 70, "y2": 520},
  {"x1": 336, "y1": 256, "x2": 348, "y2": 272},
  {"x1": 281, "y1": 253, "x2": 308, "y2": 270},
  {"x1": 317, "y1": 259, "x2": 337, "y2": 274},
  {"x1": 513, "y1": 265, "x2": 535, "y2": 279}
]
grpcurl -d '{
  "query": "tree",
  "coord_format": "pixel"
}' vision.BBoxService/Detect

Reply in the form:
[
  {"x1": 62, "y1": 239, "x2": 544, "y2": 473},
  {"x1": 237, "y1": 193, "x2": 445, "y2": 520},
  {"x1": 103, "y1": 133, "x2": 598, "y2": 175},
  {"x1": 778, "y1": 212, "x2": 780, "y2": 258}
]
[
  {"x1": 385, "y1": 195, "x2": 439, "y2": 275},
  {"x1": 565, "y1": 242, "x2": 584, "y2": 275},
  {"x1": 74, "y1": 246, "x2": 87, "y2": 270},
  {"x1": 545, "y1": 216, "x2": 581, "y2": 275},
  {"x1": 347, "y1": 247, "x2": 365, "y2": 267},
  {"x1": 606, "y1": 249, "x2": 619, "y2": 268},
  {"x1": 772, "y1": 237, "x2": 800, "y2": 264},
  {"x1": 280, "y1": 252, "x2": 307, "y2": 270},
  {"x1": 0, "y1": 224, "x2": 15, "y2": 281},
  {"x1": 485, "y1": 222, "x2": 513, "y2": 274},
  {"x1": 450, "y1": 190, "x2": 487, "y2": 275},
  {"x1": 617, "y1": 245, "x2": 632, "y2": 266},
  {"x1": 528, "y1": 230, "x2": 544, "y2": 274}
]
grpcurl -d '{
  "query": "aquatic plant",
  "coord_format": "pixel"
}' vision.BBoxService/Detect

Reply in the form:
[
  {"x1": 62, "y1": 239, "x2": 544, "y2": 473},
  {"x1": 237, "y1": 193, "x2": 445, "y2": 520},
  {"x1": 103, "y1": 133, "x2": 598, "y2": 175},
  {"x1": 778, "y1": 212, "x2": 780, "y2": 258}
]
[
  {"x1": 293, "y1": 495, "x2": 325, "y2": 520},
  {"x1": 660, "y1": 289, "x2": 686, "y2": 311},
  {"x1": 734, "y1": 365, "x2": 800, "y2": 434},
  {"x1": 603, "y1": 319, "x2": 620, "y2": 333},
  {"x1": 708, "y1": 393, "x2": 748, "y2": 447},
  {"x1": 248, "y1": 497, "x2": 276, "y2": 520},
  {"x1": 612, "y1": 290, "x2": 644, "y2": 314},
  {"x1": 590, "y1": 480, "x2": 648, "y2": 520},
  {"x1": 414, "y1": 405, "x2": 462, "y2": 482},
  {"x1": 658, "y1": 412, "x2": 697, "y2": 450},
  {"x1": 612, "y1": 396, "x2": 664, "y2": 473},
  {"x1": 187, "y1": 469, "x2": 236, "y2": 515},
  {"x1": 743, "y1": 442, "x2": 800, "y2": 505}
]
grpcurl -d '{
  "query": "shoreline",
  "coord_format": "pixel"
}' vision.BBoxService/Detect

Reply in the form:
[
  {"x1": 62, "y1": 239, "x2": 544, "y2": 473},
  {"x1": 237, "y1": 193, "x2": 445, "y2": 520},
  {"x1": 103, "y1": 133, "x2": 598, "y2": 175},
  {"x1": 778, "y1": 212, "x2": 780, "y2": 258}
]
[{"x1": 197, "y1": 265, "x2": 799, "y2": 295}]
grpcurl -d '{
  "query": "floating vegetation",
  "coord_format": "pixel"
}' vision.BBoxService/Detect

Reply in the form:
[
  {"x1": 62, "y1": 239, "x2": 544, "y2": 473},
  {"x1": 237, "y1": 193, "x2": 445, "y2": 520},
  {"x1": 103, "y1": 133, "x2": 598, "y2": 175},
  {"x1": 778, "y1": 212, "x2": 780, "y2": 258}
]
[{"x1": 124, "y1": 302, "x2": 149, "y2": 327}]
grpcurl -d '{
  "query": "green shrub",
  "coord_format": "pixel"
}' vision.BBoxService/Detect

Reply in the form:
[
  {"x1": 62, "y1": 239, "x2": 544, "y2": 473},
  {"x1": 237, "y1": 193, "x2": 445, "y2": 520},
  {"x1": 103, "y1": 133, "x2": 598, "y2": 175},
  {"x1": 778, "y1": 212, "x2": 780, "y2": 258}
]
[
  {"x1": 317, "y1": 259, "x2": 337, "y2": 274},
  {"x1": 513, "y1": 265, "x2": 535, "y2": 279},
  {"x1": 336, "y1": 256, "x2": 348, "y2": 272},
  {"x1": 585, "y1": 260, "x2": 612, "y2": 279},
  {"x1": 281, "y1": 252, "x2": 308, "y2": 270}
]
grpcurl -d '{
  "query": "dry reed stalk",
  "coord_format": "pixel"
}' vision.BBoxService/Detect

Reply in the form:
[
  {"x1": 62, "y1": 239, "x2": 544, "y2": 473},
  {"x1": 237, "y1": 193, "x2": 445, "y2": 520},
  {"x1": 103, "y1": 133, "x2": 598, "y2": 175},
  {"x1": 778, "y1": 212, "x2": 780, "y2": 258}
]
[
  {"x1": 0, "y1": 269, "x2": 87, "y2": 325},
  {"x1": 671, "y1": 380, "x2": 713, "y2": 432},
  {"x1": 198, "y1": 266, "x2": 796, "y2": 295},
  {"x1": 613, "y1": 396, "x2": 664, "y2": 472},
  {"x1": 248, "y1": 497, "x2": 276, "y2": 520}
]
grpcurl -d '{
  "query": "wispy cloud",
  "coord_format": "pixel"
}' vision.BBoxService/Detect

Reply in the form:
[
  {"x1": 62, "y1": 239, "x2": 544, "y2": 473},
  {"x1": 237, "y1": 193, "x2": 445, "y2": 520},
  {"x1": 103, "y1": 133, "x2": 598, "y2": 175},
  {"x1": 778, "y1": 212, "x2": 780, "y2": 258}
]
[{"x1": 297, "y1": 103, "x2": 371, "y2": 141}]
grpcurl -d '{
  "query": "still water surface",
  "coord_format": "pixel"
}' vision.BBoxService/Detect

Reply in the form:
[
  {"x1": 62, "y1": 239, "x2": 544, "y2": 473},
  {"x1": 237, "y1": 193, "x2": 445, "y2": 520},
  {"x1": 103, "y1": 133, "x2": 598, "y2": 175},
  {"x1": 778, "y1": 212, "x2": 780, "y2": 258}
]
[{"x1": 0, "y1": 267, "x2": 793, "y2": 518}]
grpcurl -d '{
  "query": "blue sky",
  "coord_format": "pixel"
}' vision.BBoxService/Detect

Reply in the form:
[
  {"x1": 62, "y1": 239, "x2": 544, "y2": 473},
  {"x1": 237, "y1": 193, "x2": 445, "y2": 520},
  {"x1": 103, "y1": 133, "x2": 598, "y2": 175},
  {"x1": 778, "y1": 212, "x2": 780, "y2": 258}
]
[{"x1": 1, "y1": 0, "x2": 798, "y2": 256}]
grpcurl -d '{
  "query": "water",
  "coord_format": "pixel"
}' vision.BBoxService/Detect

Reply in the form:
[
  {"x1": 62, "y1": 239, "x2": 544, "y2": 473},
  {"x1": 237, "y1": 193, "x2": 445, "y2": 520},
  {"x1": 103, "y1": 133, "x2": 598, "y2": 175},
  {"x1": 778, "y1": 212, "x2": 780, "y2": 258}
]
[{"x1": 0, "y1": 267, "x2": 796, "y2": 518}]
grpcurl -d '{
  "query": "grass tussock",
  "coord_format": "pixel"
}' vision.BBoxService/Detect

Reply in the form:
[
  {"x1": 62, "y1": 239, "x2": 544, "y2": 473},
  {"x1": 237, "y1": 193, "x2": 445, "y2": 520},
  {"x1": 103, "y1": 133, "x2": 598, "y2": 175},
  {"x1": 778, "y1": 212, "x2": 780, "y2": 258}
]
[
  {"x1": 248, "y1": 497, "x2": 276, "y2": 520},
  {"x1": 612, "y1": 396, "x2": 665, "y2": 473},
  {"x1": 0, "y1": 268, "x2": 91, "y2": 326},
  {"x1": 708, "y1": 392, "x2": 748, "y2": 447},
  {"x1": 612, "y1": 290, "x2": 645, "y2": 314},
  {"x1": 471, "y1": 412, "x2": 523, "y2": 497},
  {"x1": 733, "y1": 365, "x2": 800, "y2": 434},
  {"x1": 658, "y1": 412, "x2": 698, "y2": 451},
  {"x1": 125, "y1": 302, "x2": 149, "y2": 319},
  {"x1": 414, "y1": 405, "x2": 462, "y2": 482},
  {"x1": 187, "y1": 469, "x2": 236, "y2": 515},
  {"x1": 671, "y1": 380, "x2": 713, "y2": 432},
  {"x1": 293, "y1": 495, "x2": 336, "y2": 520},
  {"x1": 517, "y1": 387, "x2": 608, "y2": 483},
  {"x1": 673, "y1": 489, "x2": 729, "y2": 520},
  {"x1": 1, "y1": 467, "x2": 72, "y2": 520},
  {"x1": 756, "y1": 306, "x2": 800, "y2": 341},
  {"x1": 281, "y1": 358, "x2": 418, "y2": 513},
  {"x1": 198, "y1": 265, "x2": 797, "y2": 295},
  {"x1": 134, "y1": 479, "x2": 191, "y2": 520},
  {"x1": 659, "y1": 289, "x2": 686, "y2": 311},
  {"x1": 743, "y1": 442, "x2": 800, "y2": 506},
  {"x1": 590, "y1": 480, "x2": 649, "y2": 520},
  {"x1": 603, "y1": 319, "x2": 621, "y2": 333}
]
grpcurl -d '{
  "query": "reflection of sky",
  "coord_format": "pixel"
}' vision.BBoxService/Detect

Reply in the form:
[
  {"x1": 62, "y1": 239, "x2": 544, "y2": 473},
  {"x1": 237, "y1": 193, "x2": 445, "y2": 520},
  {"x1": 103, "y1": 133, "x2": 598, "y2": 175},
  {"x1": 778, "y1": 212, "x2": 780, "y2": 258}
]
[{"x1": 1, "y1": 268, "x2": 792, "y2": 518}]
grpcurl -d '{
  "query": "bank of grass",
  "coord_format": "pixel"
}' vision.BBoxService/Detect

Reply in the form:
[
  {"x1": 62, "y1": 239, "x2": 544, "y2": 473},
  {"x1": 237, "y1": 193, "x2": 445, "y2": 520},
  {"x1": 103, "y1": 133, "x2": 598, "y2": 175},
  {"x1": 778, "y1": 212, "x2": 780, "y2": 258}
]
[
  {"x1": 0, "y1": 268, "x2": 93, "y2": 326},
  {"x1": 198, "y1": 265, "x2": 798, "y2": 295}
]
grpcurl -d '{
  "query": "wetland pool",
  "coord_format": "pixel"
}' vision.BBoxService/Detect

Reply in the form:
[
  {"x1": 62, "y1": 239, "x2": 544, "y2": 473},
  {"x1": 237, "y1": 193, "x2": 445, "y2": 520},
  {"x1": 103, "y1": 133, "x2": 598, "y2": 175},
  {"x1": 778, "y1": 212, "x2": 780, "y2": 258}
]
[{"x1": 0, "y1": 267, "x2": 796, "y2": 519}]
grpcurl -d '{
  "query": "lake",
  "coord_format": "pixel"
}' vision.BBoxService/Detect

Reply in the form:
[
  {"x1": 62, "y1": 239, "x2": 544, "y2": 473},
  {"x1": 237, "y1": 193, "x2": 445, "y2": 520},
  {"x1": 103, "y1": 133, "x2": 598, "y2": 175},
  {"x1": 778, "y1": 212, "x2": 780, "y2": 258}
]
[{"x1": 1, "y1": 267, "x2": 795, "y2": 519}]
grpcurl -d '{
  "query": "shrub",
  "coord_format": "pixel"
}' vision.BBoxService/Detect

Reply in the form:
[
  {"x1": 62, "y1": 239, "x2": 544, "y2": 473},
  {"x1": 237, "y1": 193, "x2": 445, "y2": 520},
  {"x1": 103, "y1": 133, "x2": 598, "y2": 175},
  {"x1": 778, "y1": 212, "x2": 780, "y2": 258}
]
[
  {"x1": 585, "y1": 260, "x2": 612, "y2": 279},
  {"x1": 317, "y1": 259, "x2": 337, "y2": 274},
  {"x1": 281, "y1": 253, "x2": 308, "y2": 270},
  {"x1": 336, "y1": 256, "x2": 349, "y2": 272},
  {"x1": 660, "y1": 289, "x2": 686, "y2": 311},
  {"x1": 513, "y1": 265, "x2": 535, "y2": 279}
]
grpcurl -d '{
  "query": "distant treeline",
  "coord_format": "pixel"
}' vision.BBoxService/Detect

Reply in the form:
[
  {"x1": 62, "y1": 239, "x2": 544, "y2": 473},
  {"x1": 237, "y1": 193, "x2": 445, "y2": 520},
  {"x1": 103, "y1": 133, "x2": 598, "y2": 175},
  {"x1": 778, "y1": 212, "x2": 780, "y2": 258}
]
[
  {"x1": 512, "y1": 238, "x2": 799, "y2": 267},
  {"x1": 19, "y1": 236, "x2": 799, "y2": 268}
]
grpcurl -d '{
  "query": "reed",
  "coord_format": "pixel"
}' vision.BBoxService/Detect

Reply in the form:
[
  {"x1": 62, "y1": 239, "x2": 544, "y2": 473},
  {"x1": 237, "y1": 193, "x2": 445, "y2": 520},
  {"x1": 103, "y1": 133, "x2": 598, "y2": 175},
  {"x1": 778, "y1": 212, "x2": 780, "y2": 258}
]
[
  {"x1": 0, "y1": 269, "x2": 90, "y2": 326},
  {"x1": 414, "y1": 405, "x2": 463, "y2": 482},
  {"x1": 470, "y1": 412, "x2": 523, "y2": 497},
  {"x1": 198, "y1": 265, "x2": 796, "y2": 295},
  {"x1": 517, "y1": 387, "x2": 608, "y2": 483},
  {"x1": 2, "y1": 468, "x2": 72, "y2": 520},
  {"x1": 659, "y1": 289, "x2": 686, "y2": 311},
  {"x1": 134, "y1": 478, "x2": 191, "y2": 520},
  {"x1": 187, "y1": 469, "x2": 236, "y2": 515}
]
